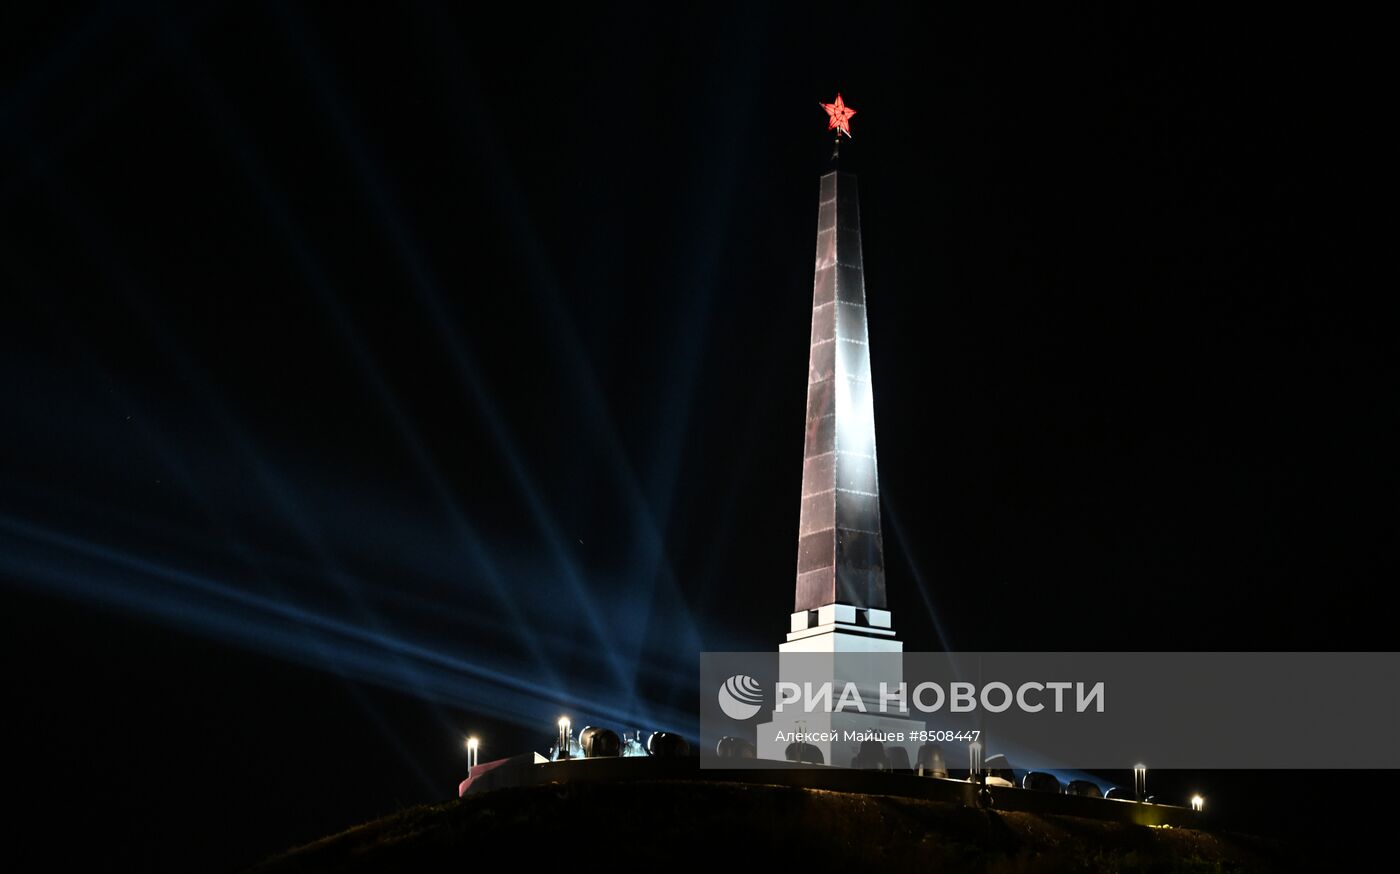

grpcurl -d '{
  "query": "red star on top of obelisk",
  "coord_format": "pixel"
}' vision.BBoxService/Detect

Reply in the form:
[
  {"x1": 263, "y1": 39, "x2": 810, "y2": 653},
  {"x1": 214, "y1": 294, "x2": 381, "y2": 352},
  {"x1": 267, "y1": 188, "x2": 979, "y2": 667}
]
[{"x1": 820, "y1": 93, "x2": 857, "y2": 138}]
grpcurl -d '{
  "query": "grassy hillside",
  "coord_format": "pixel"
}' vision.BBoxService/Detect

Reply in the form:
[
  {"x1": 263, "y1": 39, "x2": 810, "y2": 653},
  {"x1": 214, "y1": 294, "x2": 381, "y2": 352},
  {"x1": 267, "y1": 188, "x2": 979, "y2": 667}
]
[{"x1": 248, "y1": 779, "x2": 1296, "y2": 872}]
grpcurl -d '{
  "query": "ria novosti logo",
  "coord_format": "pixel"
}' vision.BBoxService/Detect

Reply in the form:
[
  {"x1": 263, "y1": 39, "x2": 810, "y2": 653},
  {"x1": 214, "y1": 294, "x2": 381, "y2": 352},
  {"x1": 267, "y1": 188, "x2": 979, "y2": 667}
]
[
  {"x1": 717, "y1": 675, "x2": 764, "y2": 720},
  {"x1": 716, "y1": 675, "x2": 1107, "y2": 720}
]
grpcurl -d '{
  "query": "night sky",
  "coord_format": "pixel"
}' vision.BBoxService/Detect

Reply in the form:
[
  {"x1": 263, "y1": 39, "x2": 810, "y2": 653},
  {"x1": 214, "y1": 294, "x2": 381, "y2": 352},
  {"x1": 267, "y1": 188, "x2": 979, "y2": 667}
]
[{"x1": 2, "y1": 3, "x2": 1393, "y2": 870}]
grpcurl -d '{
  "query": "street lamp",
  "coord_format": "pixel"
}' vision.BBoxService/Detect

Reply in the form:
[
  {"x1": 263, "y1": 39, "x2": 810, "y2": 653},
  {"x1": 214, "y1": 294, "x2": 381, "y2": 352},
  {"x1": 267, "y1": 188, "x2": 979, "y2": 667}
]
[
  {"x1": 970, "y1": 740, "x2": 991, "y2": 807},
  {"x1": 1133, "y1": 764, "x2": 1147, "y2": 802},
  {"x1": 465, "y1": 736, "x2": 479, "y2": 770},
  {"x1": 1191, "y1": 794, "x2": 1205, "y2": 812},
  {"x1": 557, "y1": 717, "x2": 572, "y2": 760}
]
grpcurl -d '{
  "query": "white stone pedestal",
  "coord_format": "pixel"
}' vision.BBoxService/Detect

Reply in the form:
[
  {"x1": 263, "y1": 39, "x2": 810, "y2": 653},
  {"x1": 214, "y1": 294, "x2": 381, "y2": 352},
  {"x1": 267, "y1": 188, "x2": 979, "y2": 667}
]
[{"x1": 756, "y1": 610, "x2": 924, "y2": 768}]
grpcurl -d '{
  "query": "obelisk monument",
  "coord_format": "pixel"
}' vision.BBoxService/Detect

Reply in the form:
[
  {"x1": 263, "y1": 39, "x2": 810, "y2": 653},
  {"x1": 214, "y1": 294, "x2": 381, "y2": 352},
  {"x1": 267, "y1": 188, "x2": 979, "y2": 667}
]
[{"x1": 757, "y1": 95, "x2": 923, "y2": 767}]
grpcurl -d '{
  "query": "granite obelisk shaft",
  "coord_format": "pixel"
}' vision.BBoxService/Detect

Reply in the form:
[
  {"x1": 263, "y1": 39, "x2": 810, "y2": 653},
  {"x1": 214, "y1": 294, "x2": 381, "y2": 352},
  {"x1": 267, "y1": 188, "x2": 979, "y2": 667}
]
[{"x1": 794, "y1": 171, "x2": 886, "y2": 614}]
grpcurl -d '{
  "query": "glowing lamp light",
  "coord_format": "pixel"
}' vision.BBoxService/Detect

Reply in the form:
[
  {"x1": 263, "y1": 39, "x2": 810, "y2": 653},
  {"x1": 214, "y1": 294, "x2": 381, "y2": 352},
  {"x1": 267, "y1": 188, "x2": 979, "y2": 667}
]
[
  {"x1": 465, "y1": 736, "x2": 479, "y2": 770},
  {"x1": 1133, "y1": 764, "x2": 1148, "y2": 802},
  {"x1": 556, "y1": 716, "x2": 572, "y2": 760},
  {"x1": 1191, "y1": 794, "x2": 1205, "y2": 812}
]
